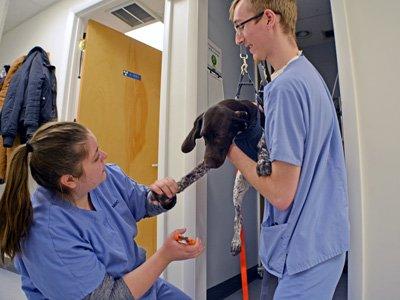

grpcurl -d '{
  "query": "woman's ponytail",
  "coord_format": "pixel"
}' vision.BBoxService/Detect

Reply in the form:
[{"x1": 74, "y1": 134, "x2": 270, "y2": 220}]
[
  {"x1": 0, "y1": 144, "x2": 32, "y2": 262},
  {"x1": 0, "y1": 121, "x2": 90, "y2": 262}
]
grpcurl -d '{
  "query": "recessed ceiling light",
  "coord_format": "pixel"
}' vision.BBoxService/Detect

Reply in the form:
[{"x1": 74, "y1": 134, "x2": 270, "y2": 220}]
[
  {"x1": 125, "y1": 21, "x2": 164, "y2": 51},
  {"x1": 296, "y1": 30, "x2": 311, "y2": 39}
]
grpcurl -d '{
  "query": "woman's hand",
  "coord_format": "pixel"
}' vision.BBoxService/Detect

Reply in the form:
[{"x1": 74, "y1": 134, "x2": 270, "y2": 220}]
[
  {"x1": 123, "y1": 228, "x2": 204, "y2": 298},
  {"x1": 159, "y1": 228, "x2": 204, "y2": 263},
  {"x1": 149, "y1": 177, "x2": 178, "y2": 199}
]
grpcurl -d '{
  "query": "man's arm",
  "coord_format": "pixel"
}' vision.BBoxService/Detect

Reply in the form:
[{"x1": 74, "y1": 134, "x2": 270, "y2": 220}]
[{"x1": 228, "y1": 144, "x2": 300, "y2": 211}]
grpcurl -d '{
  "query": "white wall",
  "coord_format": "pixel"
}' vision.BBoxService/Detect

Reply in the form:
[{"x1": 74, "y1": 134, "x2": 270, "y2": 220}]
[
  {"x1": 0, "y1": 0, "x2": 9, "y2": 43},
  {"x1": 0, "y1": 0, "x2": 84, "y2": 115},
  {"x1": 332, "y1": 0, "x2": 400, "y2": 299}
]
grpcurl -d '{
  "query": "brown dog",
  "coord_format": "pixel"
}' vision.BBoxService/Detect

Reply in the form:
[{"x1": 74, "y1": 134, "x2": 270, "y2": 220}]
[
  {"x1": 181, "y1": 99, "x2": 261, "y2": 168},
  {"x1": 181, "y1": 99, "x2": 271, "y2": 255}
]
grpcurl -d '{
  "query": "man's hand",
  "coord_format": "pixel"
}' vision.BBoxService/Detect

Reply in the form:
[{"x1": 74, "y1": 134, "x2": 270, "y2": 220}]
[{"x1": 233, "y1": 120, "x2": 263, "y2": 162}]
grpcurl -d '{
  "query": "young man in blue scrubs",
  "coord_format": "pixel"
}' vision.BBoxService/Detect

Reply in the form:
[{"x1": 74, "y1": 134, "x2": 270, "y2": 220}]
[
  {"x1": 0, "y1": 121, "x2": 203, "y2": 299},
  {"x1": 228, "y1": 0, "x2": 350, "y2": 299}
]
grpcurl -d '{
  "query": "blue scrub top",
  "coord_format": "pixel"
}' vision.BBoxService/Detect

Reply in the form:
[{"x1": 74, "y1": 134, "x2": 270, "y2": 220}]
[
  {"x1": 14, "y1": 164, "x2": 167, "y2": 299},
  {"x1": 260, "y1": 55, "x2": 350, "y2": 277}
]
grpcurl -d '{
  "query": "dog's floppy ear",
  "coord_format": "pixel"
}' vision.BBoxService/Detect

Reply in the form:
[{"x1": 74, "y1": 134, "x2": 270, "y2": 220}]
[
  {"x1": 233, "y1": 111, "x2": 248, "y2": 131},
  {"x1": 181, "y1": 113, "x2": 204, "y2": 153}
]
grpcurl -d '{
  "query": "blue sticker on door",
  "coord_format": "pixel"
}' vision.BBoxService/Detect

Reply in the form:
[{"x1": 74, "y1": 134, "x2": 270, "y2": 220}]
[{"x1": 123, "y1": 70, "x2": 141, "y2": 80}]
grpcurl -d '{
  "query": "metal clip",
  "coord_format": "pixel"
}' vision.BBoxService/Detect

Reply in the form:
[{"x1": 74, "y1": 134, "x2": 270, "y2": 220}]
[{"x1": 240, "y1": 53, "x2": 248, "y2": 75}]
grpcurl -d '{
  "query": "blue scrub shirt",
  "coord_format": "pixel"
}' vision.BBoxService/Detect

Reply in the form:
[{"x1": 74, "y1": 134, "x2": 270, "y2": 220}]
[
  {"x1": 14, "y1": 164, "x2": 171, "y2": 299},
  {"x1": 260, "y1": 55, "x2": 350, "y2": 277}
]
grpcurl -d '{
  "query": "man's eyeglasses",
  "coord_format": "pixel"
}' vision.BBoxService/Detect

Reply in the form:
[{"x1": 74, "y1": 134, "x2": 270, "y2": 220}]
[{"x1": 234, "y1": 11, "x2": 264, "y2": 34}]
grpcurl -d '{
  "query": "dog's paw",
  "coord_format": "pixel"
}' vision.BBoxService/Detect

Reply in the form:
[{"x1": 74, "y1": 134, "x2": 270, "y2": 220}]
[
  {"x1": 257, "y1": 160, "x2": 272, "y2": 176},
  {"x1": 230, "y1": 238, "x2": 242, "y2": 256}
]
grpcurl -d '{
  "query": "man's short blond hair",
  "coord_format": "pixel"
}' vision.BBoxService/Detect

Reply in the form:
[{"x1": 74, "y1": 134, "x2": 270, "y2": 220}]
[{"x1": 229, "y1": 0, "x2": 297, "y2": 37}]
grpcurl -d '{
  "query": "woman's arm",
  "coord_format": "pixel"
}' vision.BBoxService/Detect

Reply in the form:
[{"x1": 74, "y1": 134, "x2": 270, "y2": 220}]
[
  {"x1": 84, "y1": 229, "x2": 203, "y2": 299},
  {"x1": 84, "y1": 275, "x2": 133, "y2": 300}
]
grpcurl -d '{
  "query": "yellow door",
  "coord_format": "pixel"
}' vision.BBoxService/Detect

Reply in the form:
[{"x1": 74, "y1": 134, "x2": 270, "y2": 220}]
[{"x1": 77, "y1": 20, "x2": 161, "y2": 256}]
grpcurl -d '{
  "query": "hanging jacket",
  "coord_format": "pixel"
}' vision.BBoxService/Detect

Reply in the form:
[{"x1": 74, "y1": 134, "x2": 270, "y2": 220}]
[
  {"x1": 0, "y1": 65, "x2": 10, "y2": 90},
  {"x1": 0, "y1": 59, "x2": 25, "y2": 107},
  {"x1": 0, "y1": 46, "x2": 57, "y2": 147},
  {"x1": 0, "y1": 56, "x2": 26, "y2": 183}
]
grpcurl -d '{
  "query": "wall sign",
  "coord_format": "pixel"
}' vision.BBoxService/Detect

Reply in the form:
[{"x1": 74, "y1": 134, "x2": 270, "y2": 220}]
[
  {"x1": 123, "y1": 70, "x2": 141, "y2": 80},
  {"x1": 208, "y1": 39, "x2": 223, "y2": 79}
]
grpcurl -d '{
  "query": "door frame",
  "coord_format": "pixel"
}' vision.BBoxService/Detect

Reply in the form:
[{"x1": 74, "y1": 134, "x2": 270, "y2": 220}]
[
  {"x1": 331, "y1": 1, "x2": 364, "y2": 298},
  {"x1": 62, "y1": 0, "x2": 362, "y2": 299}
]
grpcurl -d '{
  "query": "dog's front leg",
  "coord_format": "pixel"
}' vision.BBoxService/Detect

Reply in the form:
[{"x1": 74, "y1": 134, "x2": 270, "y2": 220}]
[{"x1": 231, "y1": 171, "x2": 250, "y2": 256}]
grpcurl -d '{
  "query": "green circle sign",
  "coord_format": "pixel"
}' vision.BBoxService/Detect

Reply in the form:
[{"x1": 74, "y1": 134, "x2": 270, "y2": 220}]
[{"x1": 211, "y1": 54, "x2": 217, "y2": 66}]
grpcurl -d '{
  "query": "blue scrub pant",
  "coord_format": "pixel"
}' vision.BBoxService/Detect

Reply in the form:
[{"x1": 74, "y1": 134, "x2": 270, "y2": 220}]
[
  {"x1": 141, "y1": 278, "x2": 191, "y2": 299},
  {"x1": 261, "y1": 253, "x2": 346, "y2": 300}
]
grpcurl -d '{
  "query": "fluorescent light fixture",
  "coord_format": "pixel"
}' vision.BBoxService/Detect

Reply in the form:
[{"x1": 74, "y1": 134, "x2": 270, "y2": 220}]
[{"x1": 125, "y1": 21, "x2": 164, "y2": 51}]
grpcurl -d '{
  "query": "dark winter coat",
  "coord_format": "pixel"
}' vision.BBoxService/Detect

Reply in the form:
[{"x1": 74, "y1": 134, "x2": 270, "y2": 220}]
[
  {"x1": 0, "y1": 55, "x2": 26, "y2": 183},
  {"x1": 0, "y1": 46, "x2": 57, "y2": 146}
]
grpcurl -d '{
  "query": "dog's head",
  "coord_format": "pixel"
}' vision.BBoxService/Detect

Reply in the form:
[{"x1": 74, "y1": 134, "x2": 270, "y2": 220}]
[{"x1": 181, "y1": 104, "x2": 248, "y2": 168}]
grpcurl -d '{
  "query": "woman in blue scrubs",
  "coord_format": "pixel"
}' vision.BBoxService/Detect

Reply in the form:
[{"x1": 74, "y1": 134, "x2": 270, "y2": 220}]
[
  {"x1": 0, "y1": 121, "x2": 203, "y2": 299},
  {"x1": 228, "y1": 0, "x2": 349, "y2": 299}
]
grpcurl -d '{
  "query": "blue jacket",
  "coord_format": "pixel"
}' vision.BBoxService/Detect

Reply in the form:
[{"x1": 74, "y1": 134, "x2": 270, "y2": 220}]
[{"x1": 0, "y1": 46, "x2": 57, "y2": 146}]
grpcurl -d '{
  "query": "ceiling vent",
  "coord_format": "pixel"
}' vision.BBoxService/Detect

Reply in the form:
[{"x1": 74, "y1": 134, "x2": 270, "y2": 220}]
[{"x1": 111, "y1": 2, "x2": 156, "y2": 28}]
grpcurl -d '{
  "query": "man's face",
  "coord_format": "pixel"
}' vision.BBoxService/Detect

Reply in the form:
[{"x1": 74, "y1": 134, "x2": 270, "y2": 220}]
[{"x1": 233, "y1": 0, "x2": 269, "y2": 61}]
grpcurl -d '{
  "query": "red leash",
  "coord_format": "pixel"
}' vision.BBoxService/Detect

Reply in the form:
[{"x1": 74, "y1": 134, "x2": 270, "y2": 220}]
[{"x1": 240, "y1": 229, "x2": 249, "y2": 300}]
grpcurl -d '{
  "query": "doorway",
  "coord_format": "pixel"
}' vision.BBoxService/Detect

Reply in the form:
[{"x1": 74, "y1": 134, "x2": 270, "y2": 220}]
[
  {"x1": 67, "y1": 1, "x2": 164, "y2": 257},
  {"x1": 206, "y1": 0, "x2": 349, "y2": 299}
]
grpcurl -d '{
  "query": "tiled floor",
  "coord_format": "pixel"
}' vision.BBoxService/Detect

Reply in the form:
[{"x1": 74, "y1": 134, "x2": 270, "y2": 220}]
[
  {"x1": 224, "y1": 272, "x2": 347, "y2": 300},
  {"x1": 0, "y1": 268, "x2": 25, "y2": 300},
  {"x1": 0, "y1": 268, "x2": 347, "y2": 300}
]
